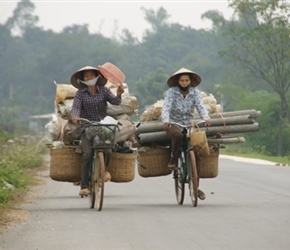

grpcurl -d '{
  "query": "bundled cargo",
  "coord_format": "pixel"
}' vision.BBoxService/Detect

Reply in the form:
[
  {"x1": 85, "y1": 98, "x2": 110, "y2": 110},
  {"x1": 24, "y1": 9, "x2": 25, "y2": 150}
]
[
  {"x1": 113, "y1": 115, "x2": 136, "y2": 144},
  {"x1": 106, "y1": 81, "x2": 139, "y2": 117},
  {"x1": 139, "y1": 92, "x2": 221, "y2": 122},
  {"x1": 107, "y1": 95, "x2": 138, "y2": 116},
  {"x1": 136, "y1": 110, "x2": 260, "y2": 147},
  {"x1": 196, "y1": 92, "x2": 219, "y2": 115},
  {"x1": 104, "y1": 82, "x2": 138, "y2": 145},
  {"x1": 44, "y1": 114, "x2": 67, "y2": 142},
  {"x1": 135, "y1": 94, "x2": 260, "y2": 180},
  {"x1": 54, "y1": 81, "x2": 78, "y2": 120},
  {"x1": 45, "y1": 80, "x2": 138, "y2": 147},
  {"x1": 46, "y1": 64, "x2": 138, "y2": 186},
  {"x1": 139, "y1": 100, "x2": 164, "y2": 122},
  {"x1": 136, "y1": 89, "x2": 260, "y2": 148}
]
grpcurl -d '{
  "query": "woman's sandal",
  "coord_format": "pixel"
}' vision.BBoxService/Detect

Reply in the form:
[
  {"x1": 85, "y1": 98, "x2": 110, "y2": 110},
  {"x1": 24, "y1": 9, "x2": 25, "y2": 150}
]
[{"x1": 198, "y1": 189, "x2": 206, "y2": 200}]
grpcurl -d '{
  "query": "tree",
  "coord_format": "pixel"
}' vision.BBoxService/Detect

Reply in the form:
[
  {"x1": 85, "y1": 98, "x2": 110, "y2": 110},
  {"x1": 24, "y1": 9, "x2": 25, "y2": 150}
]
[
  {"x1": 204, "y1": 0, "x2": 290, "y2": 156},
  {"x1": 120, "y1": 29, "x2": 139, "y2": 45},
  {"x1": 5, "y1": 0, "x2": 38, "y2": 36},
  {"x1": 135, "y1": 69, "x2": 168, "y2": 113},
  {"x1": 141, "y1": 7, "x2": 170, "y2": 33}
]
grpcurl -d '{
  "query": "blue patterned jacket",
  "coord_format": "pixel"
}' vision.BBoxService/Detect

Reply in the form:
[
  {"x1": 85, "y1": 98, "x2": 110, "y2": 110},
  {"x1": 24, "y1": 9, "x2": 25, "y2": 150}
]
[{"x1": 161, "y1": 86, "x2": 210, "y2": 126}]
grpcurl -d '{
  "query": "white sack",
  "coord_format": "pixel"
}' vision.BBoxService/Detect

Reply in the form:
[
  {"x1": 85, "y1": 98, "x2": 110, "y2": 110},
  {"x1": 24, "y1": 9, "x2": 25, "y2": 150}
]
[
  {"x1": 56, "y1": 99, "x2": 73, "y2": 120},
  {"x1": 115, "y1": 119, "x2": 136, "y2": 143},
  {"x1": 107, "y1": 96, "x2": 138, "y2": 116},
  {"x1": 45, "y1": 114, "x2": 66, "y2": 141},
  {"x1": 54, "y1": 81, "x2": 78, "y2": 107}
]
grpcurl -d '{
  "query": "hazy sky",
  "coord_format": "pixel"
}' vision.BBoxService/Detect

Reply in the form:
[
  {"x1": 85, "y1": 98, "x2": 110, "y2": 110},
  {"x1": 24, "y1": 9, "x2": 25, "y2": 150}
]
[{"x1": 0, "y1": 0, "x2": 234, "y2": 39}]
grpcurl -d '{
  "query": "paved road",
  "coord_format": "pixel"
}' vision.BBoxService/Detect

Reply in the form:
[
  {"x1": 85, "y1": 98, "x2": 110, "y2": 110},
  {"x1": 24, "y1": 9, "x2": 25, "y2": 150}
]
[{"x1": 0, "y1": 155, "x2": 290, "y2": 250}]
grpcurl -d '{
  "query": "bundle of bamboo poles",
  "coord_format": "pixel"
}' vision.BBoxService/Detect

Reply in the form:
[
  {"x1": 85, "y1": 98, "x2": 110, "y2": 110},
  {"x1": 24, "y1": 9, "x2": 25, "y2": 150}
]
[{"x1": 135, "y1": 109, "x2": 261, "y2": 146}]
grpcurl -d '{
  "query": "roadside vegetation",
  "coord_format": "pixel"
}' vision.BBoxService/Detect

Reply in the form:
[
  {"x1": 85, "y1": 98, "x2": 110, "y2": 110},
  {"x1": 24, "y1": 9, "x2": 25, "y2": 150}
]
[
  {"x1": 221, "y1": 146, "x2": 290, "y2": 165},
  {"x1": 0, "y1": 131, "x2": 289, "y2": 232},
  {"x1": 0, "y1": 130, "x2": 45, "y2": 231}
]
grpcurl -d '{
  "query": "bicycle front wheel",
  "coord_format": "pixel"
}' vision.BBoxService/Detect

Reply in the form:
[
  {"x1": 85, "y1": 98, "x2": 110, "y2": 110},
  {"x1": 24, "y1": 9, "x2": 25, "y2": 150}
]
[
  {"x1": 90, "y1": 151, "x2": 105, "y2": 211},
  {"x1": 187, "y1": 150, "x2": 198, "y2": 207},
  {"x1": 174, "y1": 158, "x2": 185, "y2": 205}
]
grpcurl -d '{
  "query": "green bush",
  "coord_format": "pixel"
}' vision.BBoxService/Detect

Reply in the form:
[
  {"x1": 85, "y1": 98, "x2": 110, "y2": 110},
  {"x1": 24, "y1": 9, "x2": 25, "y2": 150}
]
[
  {"x1": 5, "y1": 145, "x2": 42, "y2": 169},
  {"x1": 0, "y1": 126, "x2": 11, "y2": 144},
  {"x1": 0, "y1": 142, "x2": 43, "y2": 204},
  {"x1": 0, "y1": 181, "x2": 10, "y2": 203}
]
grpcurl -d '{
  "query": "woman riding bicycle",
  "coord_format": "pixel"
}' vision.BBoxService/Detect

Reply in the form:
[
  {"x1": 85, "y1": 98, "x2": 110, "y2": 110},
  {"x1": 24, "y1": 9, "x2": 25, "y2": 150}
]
[
  {"x1": 70, "y1": 65, "x2": 124, "y2": 196},
  {"x1": 161, "y1": 67, "x2": 211, "y2": 201}
]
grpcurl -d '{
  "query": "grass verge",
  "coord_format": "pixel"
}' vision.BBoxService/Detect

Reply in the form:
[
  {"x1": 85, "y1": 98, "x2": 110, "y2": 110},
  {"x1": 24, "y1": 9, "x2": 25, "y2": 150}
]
[
  {"x1": 220, "y1": 145, "x2": 290, "y2": 165},
  {"x1": 0, "y1": 143, "x2": 47, "y2": 233}
]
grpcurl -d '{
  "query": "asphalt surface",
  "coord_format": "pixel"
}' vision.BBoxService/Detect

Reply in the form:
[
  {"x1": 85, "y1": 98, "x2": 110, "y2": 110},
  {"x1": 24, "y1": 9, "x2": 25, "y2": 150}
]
[{"x1": 0, "y1": 154, "x2": 290, "y2": 250}]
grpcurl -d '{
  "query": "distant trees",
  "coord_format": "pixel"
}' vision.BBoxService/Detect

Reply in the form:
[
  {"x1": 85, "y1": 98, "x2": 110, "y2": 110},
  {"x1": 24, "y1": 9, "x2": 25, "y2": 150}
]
[
  {"x1": 141, "y1": 7, "x2": 170, "y2": 32},
  {"x1": 1, "y1": 0, "x2": 289, "y2": 156},
  {"x1": 204, "y1": 0, "x2": 290, "y2": 156},
  {"x1": 5, "y1": 0, "x2": 38, "y2": 36}
]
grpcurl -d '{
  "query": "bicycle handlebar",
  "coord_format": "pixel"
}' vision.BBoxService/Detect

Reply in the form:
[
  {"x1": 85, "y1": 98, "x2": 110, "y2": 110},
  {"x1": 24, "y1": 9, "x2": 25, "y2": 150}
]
[
  {"x1": 78, "y1": 117, "x2": 122, "y2": 127},
  {"x1": 170, "y1": 122, "x2": 191, "y2": 129},
  {"x1": 78, "y1": 117, "x2": 92, "y2": 124},
  {"x1": 170, "y1": 120, "x2": 206, "y2": 129}
]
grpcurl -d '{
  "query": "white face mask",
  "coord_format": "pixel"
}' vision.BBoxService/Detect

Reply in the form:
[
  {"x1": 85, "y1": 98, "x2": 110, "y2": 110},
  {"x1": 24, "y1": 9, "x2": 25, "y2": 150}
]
[{"x1": 77, "y1": 76, "x2": 100, "y2": 86}]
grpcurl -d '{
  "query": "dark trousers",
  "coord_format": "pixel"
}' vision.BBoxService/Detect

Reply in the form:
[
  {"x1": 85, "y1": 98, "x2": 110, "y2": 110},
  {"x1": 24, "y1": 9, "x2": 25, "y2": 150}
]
[
  {"x1": 165, "y1": 125, "x2": 200, "y2": 186},
  {"x1": 165, "y1": 125, "x2": 185, "y2": 163},
  {"x1": 80, "y1": 132, "x2": 112, "y2": 189},
  {"x1": 80, "y1": 132, "x2": 93, "y2": 189}
]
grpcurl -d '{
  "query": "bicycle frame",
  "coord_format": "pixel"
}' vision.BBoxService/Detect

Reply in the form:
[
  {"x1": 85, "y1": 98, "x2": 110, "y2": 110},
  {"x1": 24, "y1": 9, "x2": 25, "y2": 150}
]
[
  {"x1": 89, "y1": 148, "x2": 106, "y2": 211},
  {"x1": 171, "y1": 121, "x2": 203, "y2": 207},
  {"x1": 170, "y1": 122, "x2": 195, "y2": 180},
  {"x1": 179, "y1": 135, "x2": 191, "y2": 183},
  {"x1": 78, "y1": 117, "x2": 118, "y2": 211}
]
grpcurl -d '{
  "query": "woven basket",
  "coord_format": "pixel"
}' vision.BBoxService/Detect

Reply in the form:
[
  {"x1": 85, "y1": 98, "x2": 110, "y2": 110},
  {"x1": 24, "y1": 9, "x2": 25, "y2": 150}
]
[
  {"x1": 190, "y1": 126, "x2": 210, "y2": 157},
  {"x1": 107, "y1": 152, "x2": 136, "y2": 183},
  {"x1": 137, "y1": 148, "x2": 172, "y2": 178},
  {"x1": 50, "y1": 147, "x2": 82, "y2": 182},
  {"x1": 197, "y1": 146, "x2": 219, "y2": 178}
]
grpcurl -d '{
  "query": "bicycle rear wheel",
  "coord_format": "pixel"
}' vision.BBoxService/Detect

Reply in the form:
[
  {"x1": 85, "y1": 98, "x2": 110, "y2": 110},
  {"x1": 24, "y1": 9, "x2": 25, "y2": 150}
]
[
  {"x1": 89, "y1": 151, "x2": 105, "y2": 211},
  {"x1": 174, "y1": 158, "x2": 185, "y2": 205},
  {"x1": 187, "y1": 150, "x2": 198, "y2": 207}
]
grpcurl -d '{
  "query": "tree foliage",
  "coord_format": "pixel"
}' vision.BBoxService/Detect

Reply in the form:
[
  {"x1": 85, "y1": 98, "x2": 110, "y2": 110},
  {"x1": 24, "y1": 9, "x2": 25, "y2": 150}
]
[
  {"x1": 1, "y1": 0, "x2": 290, "y2": 156},
  {"x1": 204, "y1": 0, "x2": 290, "y2": 155},
  {"x1": 5, "y1": 0, "x2": 38, "y2": 36}
]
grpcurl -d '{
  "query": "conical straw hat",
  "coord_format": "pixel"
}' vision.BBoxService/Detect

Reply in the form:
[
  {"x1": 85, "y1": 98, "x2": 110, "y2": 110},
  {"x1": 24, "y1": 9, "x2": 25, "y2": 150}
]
[
  {"x1": 70, "y1": 66, "x2": 107, "y2": 89},
  {"x1": 167, "y1": 67, "x2": 201, "y2": 87}
]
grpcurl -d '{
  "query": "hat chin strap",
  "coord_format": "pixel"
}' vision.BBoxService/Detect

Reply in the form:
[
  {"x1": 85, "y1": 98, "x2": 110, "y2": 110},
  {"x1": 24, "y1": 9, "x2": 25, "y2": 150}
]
[{"x1": 77, "y1": 76, "x2": 100, "y2": 86}]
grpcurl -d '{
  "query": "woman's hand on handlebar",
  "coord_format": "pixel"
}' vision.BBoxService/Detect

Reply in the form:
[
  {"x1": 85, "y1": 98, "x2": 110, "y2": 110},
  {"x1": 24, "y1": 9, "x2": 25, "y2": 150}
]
[
  {"x1": 204, "y1": 119, "x2": 211, "y2": 127},
  {"x1": 163, "y1": 122, "x2": 170, "y2": 131}
]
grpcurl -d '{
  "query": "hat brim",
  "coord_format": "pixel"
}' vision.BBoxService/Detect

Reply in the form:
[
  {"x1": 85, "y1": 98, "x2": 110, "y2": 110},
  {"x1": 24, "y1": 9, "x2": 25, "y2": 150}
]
[
  {"x1": 70, "y1": 66, "x2": 107, "y2": 89},
  {"x1": 98, "y1": 62, "x2": 125, "y2": 87},
  {"x1": 167, "y1": 68, "x2": 201, "y2": 88}
]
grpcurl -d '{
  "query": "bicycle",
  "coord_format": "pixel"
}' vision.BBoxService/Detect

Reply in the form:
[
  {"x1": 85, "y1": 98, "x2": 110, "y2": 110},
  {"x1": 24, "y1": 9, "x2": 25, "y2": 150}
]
[
  {"x1": 78, "y1": 117, "x2": 119, "y2": 211},
  {"x1": 170, "y1": 121, "x2": 206, "y2": 207}
]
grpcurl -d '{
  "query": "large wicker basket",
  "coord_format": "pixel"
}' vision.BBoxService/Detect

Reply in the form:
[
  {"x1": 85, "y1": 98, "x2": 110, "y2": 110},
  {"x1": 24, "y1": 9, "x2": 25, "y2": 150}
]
[
  {"x1": 137, "y1": 147, "x2": 172, "y2": 178},
  {"x1": 50, "y1": 147, "x2": 82, "y2": 182},
  {"x1": 197, "y1": 146, "x2": 219, "y2": 178},
  {"x1": 107, "y1": 151, "x2": 136, "y2": 183}
]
